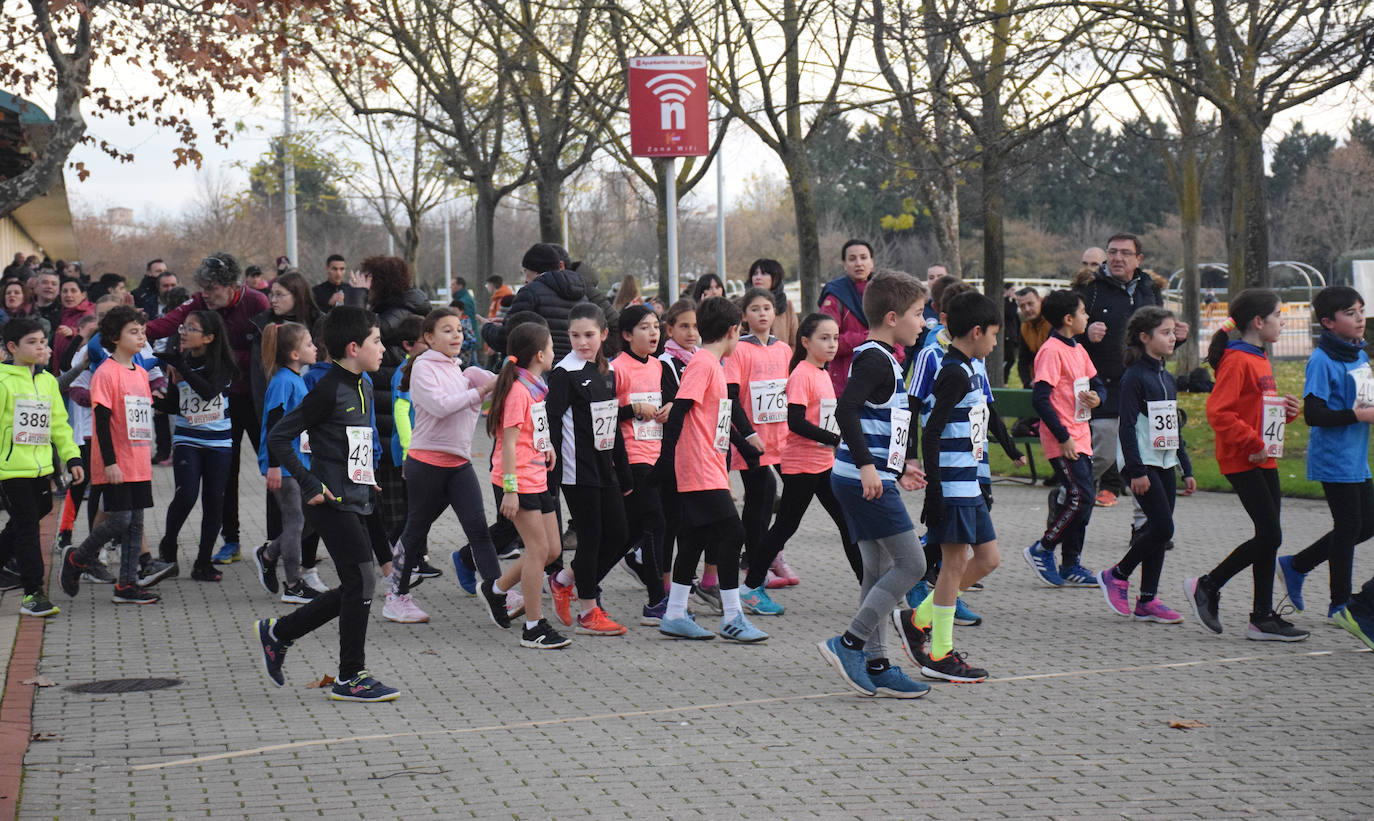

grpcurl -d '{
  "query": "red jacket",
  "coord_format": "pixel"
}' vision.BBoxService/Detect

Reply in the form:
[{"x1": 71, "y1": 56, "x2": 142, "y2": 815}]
[
  {"x1": 145, "y1": 286, "x2": 269, "y2": 396},
  {"x1": 1205, "y1": 342, "x2": 1294, "y2": 475},
  {"x1": 818, "y1": 276, "x2": 905, "y2": 398}
]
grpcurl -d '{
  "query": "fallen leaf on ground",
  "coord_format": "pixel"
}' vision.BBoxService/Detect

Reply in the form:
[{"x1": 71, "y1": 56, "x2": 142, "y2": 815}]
[
  {"x1": 421, "y1": 649, "x2": 437, "y2": 656},
  {"x1": 30, "y1": 732, "x2": 58, "y2": 741},
  {"x1": 305, "y1": 675, "x2": 336, "y2": 689},
  {"x1": 21, "y1": 676, "x2": 55, "y2": 687},
  {"x1": 1168, "y1": 719, "x2": 1207, "y2": 729}
]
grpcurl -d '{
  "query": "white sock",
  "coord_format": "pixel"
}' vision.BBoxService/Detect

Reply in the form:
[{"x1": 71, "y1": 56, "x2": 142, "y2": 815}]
[
  {"x1": 666, "y1": 582, "x2": 692, "y2": 620},
  {"x1": 721, "y1": 587, "x2": 742, "y2": 620},
  {"x1": 492, "y1": 580, "x2": 506, "y2": 595},
  {"x1": 555, "y1": 568, "x2": 574, "y2": 587},
  {"x1": 525, "y1": 619, "x2": 539, "y2": 630}
]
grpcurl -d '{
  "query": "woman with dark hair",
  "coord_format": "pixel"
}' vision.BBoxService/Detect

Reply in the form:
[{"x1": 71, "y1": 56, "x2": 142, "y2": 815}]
[
  {"x1": 1, "y1": 279, "x2": 31, "y2": 325},
  {"x1": 249, "y1": 271, "x2": 322, "y2": 417},
  {"x1": 51, "y1": 278, "x2": 93, "y2": 374},
  {"x1": 748, "y1": 258, "x2": 798, "y2": 349},
  {"x1": 690, "y1": 273, "x2": 725, "y2": 303}
]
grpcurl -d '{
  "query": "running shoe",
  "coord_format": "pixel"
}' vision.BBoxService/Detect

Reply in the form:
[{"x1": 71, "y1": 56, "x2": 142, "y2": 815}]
[
  {"x1": 740, "y1": 585, "x2": 785, "y2": 616},
  {"x1": 0, "y1": 564, "x2": 20, "y2": 592},
  {"x1": 414, "y1": 557, "x2": 443, "y2": 579},
  {"x1": 1328, "y1": 603, "x2": 1348, "y2": 626},
  {"x1": 253, "y1": 542, "x2": 278, "y2": 594},
  {"x1": 620, "y1": 548, "x2": 645, "y2": 585},
  {"x1": 953, "y1": 597, "x2": 982, "y2": 627},
  {"x1": 963, "y1": 581, "x2": 984, "y2": 593},
  {"x1": 190, "y1": 563, "x2": 223, "y2": 582},
  {"x1": 640, "y1": 598, "x2": 667, "y2": 626},
  {"x1": 1183, "y1": 576, "x2": 1223, "y2": 634},
  {"x1": 921, "y1": 650, "x2": 988, "y2": 683},
  {"x1": 479, "y1": 580, "x2": 512, "y2": 628},
  {"x1": 659, "y1": 614, "x2": 715, "y2": 640},
  {"x1": 382, "y1": 592, "x2": 430, "y2": 624},
  {"x1": 451, "y1": 548, "x2": 477, "y2": 595},
  {"x1": 56, "y1": 529, "x2": 72, "y2": 550},
  {"x1": 817, "y1": 636, "x2": 875, "y2": 695},
  {"x1": 81, "y1": 560, "x2": 115, "y2": 585},
  {"x1": 1275, "y1": 555, "x2": 1306, "y2": 612},
  {"x1": 138, "y1": 558, "x2": 178, "y2": 588},
  {"x1": 561, "y1": 526, "x2": 578, "y2": 552},
  {"x1": 868, "y1": 665, "x2": 931, "y2": 699},
  {"x1": 19, "y1": 592, "x2": 59, "y2": 617},
  {"x1": 254, "y1": 618, "x2": 291, "y2": 686},
  {"x1": 1022, "y1": 541, "x2": 1065, "y2": 587},
  {"x1": 520, "y1": 618, "x2": 572, "y2": 649},
  {"x1": 1133, "y1": 597, "x2": 1183, "y2": 624},
  {"x1": 301, "y1": 567, "x2": 329, "y2": 593},
  {"x1": 770, "y1": 554, "x2": 800, "y2": 586},
  {"x1": 1095, "y1": 489, "x2": 1118, "y2": 507},
  {"x1": 1332, "y1": 605, "x2": 1374, "y2": 651},
  {"x1": 548, "y1": 574, "x2": 574, "y2": 626},
  {"x1": 1098, "y1": 567, "x2": 1131, "y2": 616},
  {"x1": 280, "y1": 581, "x2": 318, "y2": 604},
  {"x1": 575, "y1": 606, "x2": 627, "y2": 636},
  {"x1": 112, "y1": 583, "x2": 159, "y2": 604},
  {"x1": 1059, "y1": 563, "x2": 1098, "y2": 587},
  {"x1": 764, "y1": 569, "x2": 789, "y2": 590},
  {"x1": 505, "y1": 589, "x2": 525, "y2": 620},
  {"x1": 690, "y1": 581, "x2": 723, "y2": 614},
  {"x1": 904, "y1": 579, "x2": 932, "y2": 609},
  {"x1": 211, "y1": 541, "x2": 241, "y2": 564},
  {"x1": 59, "y1": 545, "x2": 83, "y2": 597},
  {"x1": 890, "y1": 608, "x2": 932, "y2": 668},
  {"x1": 330, "y1": 671, "x2": 401, "y2": 702},
  {"x1": 718, "y1": 614, "x2": 769, "y2": 643},
  {"x1": 1246, "y1": 609, "x2": 1309, "y2": 641},
  {"x1": 496, "y1": 541, "x2": 523, "y2": 560}
]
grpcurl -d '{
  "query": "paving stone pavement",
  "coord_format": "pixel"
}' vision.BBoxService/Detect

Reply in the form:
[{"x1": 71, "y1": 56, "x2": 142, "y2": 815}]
[{"x1": 14, "y1": 441, "x2": 1374, "y2": 819}]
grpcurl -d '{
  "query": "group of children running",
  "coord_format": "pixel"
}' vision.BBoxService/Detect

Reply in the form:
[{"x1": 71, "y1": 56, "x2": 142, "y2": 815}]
[{"x1": 4, "y1": 256, "x2": 1373, "y2": 706}]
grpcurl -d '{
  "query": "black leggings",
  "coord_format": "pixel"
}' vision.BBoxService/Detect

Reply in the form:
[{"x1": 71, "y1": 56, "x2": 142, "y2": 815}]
[
  {"x1": 673, "y1": 513, "x2": 742, "y2": 590},
  {"x1": 223, "y1": 393, "x2": 281, "y2": 544},
  {"x1": 160, "y1": 444, "x2": 231, "y2": 569},
  {"x1": 1210, "y1": 467, "x2": 1280, "y2": 614},
  {"x1": 739, "y1": 465, "x2": 777, "y2": 561},
  {"x1": 1042, "y1": 454, "x2": 1094, "y2": 566},
  {"x1": 1291, "y1": 479, "x2": 1374, "y2": 609},
  {"x1": 1115, "y1": 467, "x2": 1175, "y2": 598},
  {"x1": 394, "y1": 459, "x2": 500, "y2": 595},
  {"x1": 746, "y1": 469, "x2": 859, "y2": 589},
  {"x1": 624, "y1": 464, "x2": 666, "y2": 603},
  {"x1": 564, "y1": 483, "x2": 628, "y2": 601},
  {"x1": 64, "y1": 441, "x2": 91, "y2": 529}
]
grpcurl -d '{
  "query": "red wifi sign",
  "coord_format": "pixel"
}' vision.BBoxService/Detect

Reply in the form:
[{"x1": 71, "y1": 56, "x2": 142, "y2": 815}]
[{"x1": 628, "y1": 56, "x2": 710, "y2": 158}]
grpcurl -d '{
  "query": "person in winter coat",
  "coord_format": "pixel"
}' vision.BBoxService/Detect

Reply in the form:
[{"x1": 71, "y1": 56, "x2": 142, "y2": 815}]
[
  {"x1": 248, "y1": 271, "x2": 323, "y2": 418},
  {"x1": 748, "y1": 258, "x2": 798, "y2": 348},
  {"x1": 51, "y1": 278, "x2": 93, "y2": 374},
  {"x1": 818, "y1": 239, "x2": 904, "y2": 397},
  {"x1": 482, "y1": 242, "x2": 596, "y2": 362}
]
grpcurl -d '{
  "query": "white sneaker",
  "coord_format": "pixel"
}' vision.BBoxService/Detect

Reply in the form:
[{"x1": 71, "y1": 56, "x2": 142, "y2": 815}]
[
  {"x1": 506, "y1": 589, "x2": 526, "y2": 619},
  {"x1": 301, "y1": 567, "x2": 328, "y2": 593},
  {"x1": 382, "y1": 592, "x2": 430, "y2": 623}
]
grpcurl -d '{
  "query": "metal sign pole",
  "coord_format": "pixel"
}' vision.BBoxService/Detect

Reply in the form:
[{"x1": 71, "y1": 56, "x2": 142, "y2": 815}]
[{"x1": 666, "y1": 157, "x2": 679, "y2": 299}]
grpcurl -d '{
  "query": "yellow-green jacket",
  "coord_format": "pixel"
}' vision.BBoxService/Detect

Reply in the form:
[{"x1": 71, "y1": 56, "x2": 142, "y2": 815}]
[{"x1": 0, "y1": 362, "x2": 81, "y2": 480}]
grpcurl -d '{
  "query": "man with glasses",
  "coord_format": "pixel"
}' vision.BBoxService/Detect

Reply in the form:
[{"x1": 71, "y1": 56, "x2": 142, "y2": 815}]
[{"x1": 144, "y1": 253, "x2": 270, "y2": 563}]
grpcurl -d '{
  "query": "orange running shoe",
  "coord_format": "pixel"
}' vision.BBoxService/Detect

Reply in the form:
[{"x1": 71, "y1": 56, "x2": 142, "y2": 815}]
[
  {"x1": 1094, "y1": 489, "x2": 1118, "y2": 507},
  {"x1": 575, "y1": 606, "x2": 627, "y2": 636},
  {"x1": 549, "y1": 575, "x2": 574, "y2": 626}
]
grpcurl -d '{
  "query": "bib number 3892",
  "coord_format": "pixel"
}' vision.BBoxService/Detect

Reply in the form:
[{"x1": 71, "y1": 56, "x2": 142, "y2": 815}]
[
  {"x1": 346, "y1": 426, "x2": 376, "y2": 485},
  {"x1": 12, "y1": 398, "x2": 51, "y2": 445}
]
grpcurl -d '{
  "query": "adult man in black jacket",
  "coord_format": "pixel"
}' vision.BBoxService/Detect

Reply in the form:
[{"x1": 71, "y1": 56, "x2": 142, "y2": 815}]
[{"x1": 482, "y1": 243, "x2": 617, "y2": 361}]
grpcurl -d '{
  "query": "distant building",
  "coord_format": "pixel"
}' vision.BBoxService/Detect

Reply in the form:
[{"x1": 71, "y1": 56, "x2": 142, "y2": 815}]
[
  {"x1": 105, "y1": 207, "x2": 134, "y2": 226},
  {"x1": 0, "y1": 90, "x2": 79, "y2": 264}
]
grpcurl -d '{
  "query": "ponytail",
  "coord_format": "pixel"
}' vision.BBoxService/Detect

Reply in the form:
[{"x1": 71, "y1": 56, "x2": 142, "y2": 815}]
[
  {"x1": 790, "y1": 312, "x2": 838, "y2": 372},
  {"x1": 486, "y1": 323, "x2": 551, "y2": 438},
  {"x1": 1206, "y1": 288, "x2": 1280, "y2": 371},
  {"x1": 1122, "y1": 306, "x2": 1174, "y2": 367},
  {"x1": 568, "y1": 302, "x2": 609, "y2": 374},
  {"x1": 262, "y1": 321, "x2": 309, "y2": 379}
]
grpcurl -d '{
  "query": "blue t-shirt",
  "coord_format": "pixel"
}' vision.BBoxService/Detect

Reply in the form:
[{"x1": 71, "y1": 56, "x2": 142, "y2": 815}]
[
  {"x1": 259, "y1": 367, "x2": 311, "y2": 474},
  {"x1": 1304, "y1": 344, "x2": 1373, "y2": 482},
  {"x1": 389, "y1": 357, "x2": 414, "y2": 467}
]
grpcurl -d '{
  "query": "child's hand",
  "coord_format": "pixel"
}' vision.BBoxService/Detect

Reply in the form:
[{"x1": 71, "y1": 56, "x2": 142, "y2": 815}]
[
  {"x1": 105, "y1": 464, "x2": 124, "y2": 485},
  {"x1": 1130, "y1": 475, "x2": 1151, "y2": 495},
  {"x1": 1355, "y1": 405, "x2": 1374, "y2": 424},
  {"x1": 1012, "y1": 455, "x2": 1028, "y2": 468},
  {"x1": 69, "y1": 465, "x2": 84, "y2": 485},
  {"x1": 902, "y1": 459, "x2": 927, "y2": 489},
  {"x1": 1181, "y1": 476, "x2": 1197, "y2": 495},
  {"x1": 1078, "y1": 390, "x2": 1101, "y2": 409},
  {"x1": 306, "y1": 492, "x2": 326, "y2": 505},
  {"x1": 349, "y1": 270, "x2": 371, "y2": 290},
  {"x1": 1060, "y1": 438, "x2": 1079, "y2": 460},
  {"x1": 266, "y1": 466, "x2": 281, "y2": 492},
  {"x1": 1285, "y1": 394, "x2": 1301, "y2": 420},
  {"x1": 859, "y1": 463, "x2": 883, "y2": 500},
  {"x1": 654, "y1": 403, "x2": 672, "y2": 423},
  {"x1": 1248, "y1": 450, "x2": 1267, "y2": 463},
  {"x1": 499, "y1": 492, "x2": 518, "y2": 519}
]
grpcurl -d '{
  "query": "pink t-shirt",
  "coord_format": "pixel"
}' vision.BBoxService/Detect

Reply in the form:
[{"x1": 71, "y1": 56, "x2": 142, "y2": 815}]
[
  {"x1": 674, "y1": 351, "x2": 729, "y2": 492},
  {"x1": 89, "y1": 358, "x2": 154, "y2": 485},
  {"x1": 1033, "y1": 334, "x2": 1097, "y2": 459},
  {"x1": 781, "y1": 360, "x2": 836, "y2": 475},
  {"x1": 724, "y1": 336, "x2": 792, "y2": 470},
  {"x1": 612, "y1": 351, "x2": 665, "y2": 466},
  {"x1": 490, "y1": 380, "x2": 549, "y2": 493}
]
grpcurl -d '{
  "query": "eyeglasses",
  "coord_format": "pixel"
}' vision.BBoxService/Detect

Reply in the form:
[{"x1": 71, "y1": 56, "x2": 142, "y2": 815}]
[{"x1": 179, "y1": 324, "x2": 204, "y2": 335}]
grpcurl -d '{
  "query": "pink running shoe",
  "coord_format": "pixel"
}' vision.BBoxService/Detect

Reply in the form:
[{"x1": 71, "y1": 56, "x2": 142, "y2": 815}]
[
  {"x1": 1134, "y1": 597, "x2": 1183, "y2": 624},
  {"x1": 382, "y1": 592, "x2": 430, "y2": 624},
  {"x1": 1097, "y1": 567, "x2": 1131, "y2": 616},
  {"x1": 764, "y1": 570, "x2": 788, "y2": 590},
  {"x1": 506, "y1": 589, "x2": 526, "y2": 620},
  {"x1": 771, "y1": 554, "x2": 801, "y2": 586}
]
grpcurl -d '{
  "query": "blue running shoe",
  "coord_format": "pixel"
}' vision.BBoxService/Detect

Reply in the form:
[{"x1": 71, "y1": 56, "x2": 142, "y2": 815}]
[
  {"x1": 451, "y1": 548, "x2": 476, "y2": 595},
  {"x1": 1332, "y1": 605, "x2": 1374, "y2": 651},
  {"x1": 953, "y1": 597, "x2": 982, "y2": 626},
  {"x1": 254, "y1": 618, "x2": 291, "y2": 687},
  {"x1": 659, "y1": 614, "x2": 715, "y2": 640},
  {"x1": 212, "y1": 542, "x2": 241, "y2": 564},
  {"x1": 869, "y1": 665, "x2": 931, "y2": 698},
  {"x1": 718, "y1": 614, "x2": 769, "y2": 643},
  {"x1": 817, "y1": 636, "x2": 875, "y2": 695},
  {"x1": 740, "y1": 585, "x2": 785, "y2": 615},
  {"x1": 1328, "y1": 603, "x2": 1347, "y2": 625},
  {"x1": 640, "y1": 598, "x2": 667, "y2": 626},
  {"x1": 1276, "y1": 555, "x2": 1306, "y2": 612},
  {"x1": 905, "y1": 579, "x2": 933, "y2": 609},
  {"x1": 1022, "y1": 541, "x2": 1065, "y2": 587},
  {"x1": 329, "y1": 671, "x2": 400, "y2": 702},
  {"x1": 1059, "y1": 563, "x2": 1098, "y2": 587}
]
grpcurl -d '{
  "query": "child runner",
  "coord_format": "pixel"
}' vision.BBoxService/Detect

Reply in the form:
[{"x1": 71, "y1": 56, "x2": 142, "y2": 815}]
[
  {"x1": 1279, "y1": 285, "x2": 1374, "y2": 624},
  {"x1": 742, "y1": 313, "x2": 852, "y2": 616},
  {"x1": 253, "y1": 305, "x2": 402, "y2": 702},
  {"x1": 726, "y1": 287, "x2": 792, "y2": 587},
  {"x1": 1096, "y1": 306, "x2": 1194, "y2": 624},
  {"x1": 54, "y1": 312, "x2": 97, "y2": 553},
  {"x1": 655, "y1": 296, "x2": 769, "y2": 643},
  {"x1": 388, "y1": 308, "x2": 502, "y2": 623},
  {"x1": 612, "y1": 304, "x2": 673, "y2": 624},
  {"x1": 818, "y1": 272, "x2": 931, "y2": 697},
  {"x1": 155, "y1": 311, "x2": 236, "y2": 582},
  {"x1": 0, "y1": 318, "x2": 83, "y2": 617},
  {"x1": 252, "y1": 321, "x2": 321, "y2": 604},
  {"x1": 1023, "y1": 290, "x2": 1105, "y2": 588},
  {"x1": 60, "y1": 306, "x2": 159, "y2": 604},
  {"x1": 484, "y1": 322, "x2": 572, "y2": 649},
  {"x1": 546, "y1": 302, "x2": 633, "y2": 636},
  {"x1": 1185, "y1": 289, "x2": 1307, "y2": 640}
]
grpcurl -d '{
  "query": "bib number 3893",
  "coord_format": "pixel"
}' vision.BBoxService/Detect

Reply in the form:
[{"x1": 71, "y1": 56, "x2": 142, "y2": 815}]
[
  {"x1": 1148, "y1": 399, "x2": 1179, "y2": 450},
  {"x1": 12, "y1": 398, "x2": 51, "y2": 445},
  {"x1": 346, "y1": 426, "x2": 376, "y2": 485},
  {"x1": 1261, "y1": 396, "x2": 1286, "y2": 458},
  {"x1": 125, "y1": 395, "x2": 153, "y2": 441},
  {"x1": 887, "y1": 407, "x2": 912, "y2": 472}
]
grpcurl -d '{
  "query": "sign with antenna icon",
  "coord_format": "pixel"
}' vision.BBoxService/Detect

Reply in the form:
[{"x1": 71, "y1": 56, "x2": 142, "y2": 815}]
[{"x1": 629, "y1": 55, "x2": 709, "y2": 157}]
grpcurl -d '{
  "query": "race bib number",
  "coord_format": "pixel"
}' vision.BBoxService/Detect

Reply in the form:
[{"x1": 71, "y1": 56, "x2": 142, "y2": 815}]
[
  {"x1": 749, "y1": 378, "x2": 787, "y2": 425},
  {"x1": 299, "y1": 432, "x2": 311, "y2": 454},
  {"x1": 346, "y1": 426, "x2": 375, "y2": 485},
  {"x1": 818, "y1": 398, "x2": 838, "y2": 444},
  {"x1": 1073, "y1": 377, "x2": 1092, "y2": 422},
  {"x1": 629, "y1": 391, "x2": 662, "y2": 441},
  {"x1": 1147, "y1": 399, "x2": 1179, "y2": 450},
  {"x1": 12, "y1": 397, "x2": 51, "y2": 445},
  {"x1": 1352, "y1": 363, "x2": 1374, "y2": 409},
  {"x1": 591, "y1": 399, "x2": 617, "y2": 451},
  {"x1": 968, "y1": 400, "x2": 989, "y2": 461},
  {"x1": 713, "y1": 398, "x2": 731, "y2": 452},
  {"x1": 1261, "y1": 396, "x2": 1286, "y2": 458},
  {"x1": 125, "y1": 395, "x2": 153, "y2": 441},
  {"x1": 177, "y1": 382, "x2": 225, "y2": 427},
  {"x1": 530, "y1": 401, "x2": 551, "y2": 453},
  {"x1": 887, "y1": 407, "x2": 912, "y2": 472}
]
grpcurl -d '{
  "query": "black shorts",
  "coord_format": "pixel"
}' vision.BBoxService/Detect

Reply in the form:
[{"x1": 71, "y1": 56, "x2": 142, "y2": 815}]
[
  {"x1": 680, "y1": 489, "x2": 736, "y2": 528},
  {"x1": 97, "y1": 481, "x2": 154, "y2": 511},
  {"x1": 518, "y1": 490, "x2": 557, "y2": 513}
]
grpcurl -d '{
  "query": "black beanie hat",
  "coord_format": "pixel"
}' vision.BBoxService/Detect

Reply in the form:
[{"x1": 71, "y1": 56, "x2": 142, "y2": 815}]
[{"x1": 520, "y1": 243, "x2": 571, "y2": 275}]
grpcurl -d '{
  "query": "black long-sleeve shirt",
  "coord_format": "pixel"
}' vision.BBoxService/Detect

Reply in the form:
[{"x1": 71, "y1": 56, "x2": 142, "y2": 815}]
[{"x1": 834, "y1": 341, "x2": 919, "y2": 470}]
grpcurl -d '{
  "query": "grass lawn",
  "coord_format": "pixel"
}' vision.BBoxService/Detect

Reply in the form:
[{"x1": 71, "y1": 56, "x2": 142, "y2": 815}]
[{"x1": 991, "y1": 360, "x2": 1372, "y2": 500}]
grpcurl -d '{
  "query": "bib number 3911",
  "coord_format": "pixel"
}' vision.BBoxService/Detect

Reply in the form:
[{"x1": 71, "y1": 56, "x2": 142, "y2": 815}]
[
  {"x1": 346, "y1": 426, "x2": 375, "y2": 485},
  {"x1": 12, "y1": 397, "x2": 51, "y2": 445},
  {"x1": 1148, "y1": 399, "x2": 1179, "y2": 450},
  {"x1": 887, "y1": 407, "x2": 912, "y2": 472},
  {"x1": 125, "y1": 395, "x2": 153, "y2": 441},
  {"x1": 1261, "y1": 396, "x2": 1286, "y2": 458}
]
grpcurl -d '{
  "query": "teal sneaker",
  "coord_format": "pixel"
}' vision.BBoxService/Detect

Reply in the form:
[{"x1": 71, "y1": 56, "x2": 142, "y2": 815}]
[
  {"x1": 659, "y1": 614, "x2": 715, "y2": 640},
  {"x1": 818, "y1": 635, "x2": 875, "y2": 695},
  {"x1": 718, "y1": 613, "x2": 769, "y2": 643},
  {"x1": 740, "y1": 585, "x2": 785, "y2": 616},
  {"x1": 905, "y1": 580, "x2": 932, "y2": 609},
  {"x1": 868, "y1": 665, "x2": 931, "y2": 698},
  {"x1": 1332, "y1": 605, "x2": 1374, "y2": 651},
  {"x1": 212, "y1": 542, "x2": 241, "y2": 564},
  {"x1": 953, "y1": 597, "x2": 982, "y2": 626}
]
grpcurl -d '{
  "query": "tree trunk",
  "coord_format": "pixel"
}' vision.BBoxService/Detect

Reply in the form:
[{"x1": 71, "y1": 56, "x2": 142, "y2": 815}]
[
  {"x1": 1223, "y1": 115, "x2": 1271, "y2": 292},
  {"x1": 471, "y1": 189, "x2": 497, "y2": 289},
  {"x1": 925, "y1": 176, "x2": 962, "y2": 278},
  {"x1": 536, "y1": 170, "x2": 563, "y2": 245},
  {"x1": 981, "y1": 141, "x2": 1007, "y2": 386},
  {"x1": 0, "y1": 54, "x2": 89, "y2": 218},
  {"x1": 784, "y1": 152, "x2": 823, "y2": 311}
]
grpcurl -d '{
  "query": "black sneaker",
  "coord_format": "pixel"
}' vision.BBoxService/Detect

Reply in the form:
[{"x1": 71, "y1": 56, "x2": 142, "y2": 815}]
[
  {"x1": 329, "y1": 671, "x2": 400, "y2": 702},
  {"x1": 890, "y1": 608, "x2": 933, "y2": 667},
  {"x1": 921, "y1": 650, "x2": 989, "y2": 683},
  {"x1": 561, "y1": 527, "x2": 578, "y2": 552},
  {"x1": 81, "y1": 560, "x2": 116, "y2": 584},
  {"x1": 254, "y1": 618, "x2": 291, "y2": 686},
  {"x1": 280, "y1": 580, "x2": 318, "y2": 604},
  {"x1": 1246, "y1": 610, "x2": 1310, "y2": 642},
  {"x1": 414, "y1": 558, "x2": 443, "y2": 579},
  {"x1": 479, "y1": 580, "x2": 511, "y2": 628},
  {"x1": 496, "y1": 541, "x2": 523, "y2": 560},
  {"x1": 0, "y1": 564, "x2": 21, "y2": 592},
  {"x1": 138, "y1": 558, "x2": 178, "y2": 587},
  {"x1": 520, "y1": 618, "x2": 572, "y2": 649},
  {"x1": 56, "y1": 529, "x2": 72, "y2": 550},
  {"x1": 112, "y1": 583, "x2": 159, "y2": 604},
  {"x1": 59, "y1": 546, "x2": 84, "y2": 597},
  {"x1": 190, "y1": 563, "x2": 223, "y2": 582},
  {"x1": 253, "y1": 542, "x2": 278, "y2": 594},
  {"x1": 1184, "y1": 576, "x2": 1223, "y2": 634},
  {"x1": 20, "y1": 592, "x2": 59, "y2": 617}
]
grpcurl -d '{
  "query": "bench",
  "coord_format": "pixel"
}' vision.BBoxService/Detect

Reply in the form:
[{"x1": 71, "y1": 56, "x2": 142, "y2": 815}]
[{"x1": 991, "y1": 387, "x2": 1043, "y2": 485}]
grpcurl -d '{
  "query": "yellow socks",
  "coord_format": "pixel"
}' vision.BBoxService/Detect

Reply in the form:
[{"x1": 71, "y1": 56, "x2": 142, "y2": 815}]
[
  {"x1": 931, "y1": 604, "x2": 956, "y2": 659},
  {"x1": 914, "y1": 594, "x2": 934, "y2": 629}
]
